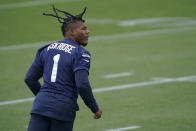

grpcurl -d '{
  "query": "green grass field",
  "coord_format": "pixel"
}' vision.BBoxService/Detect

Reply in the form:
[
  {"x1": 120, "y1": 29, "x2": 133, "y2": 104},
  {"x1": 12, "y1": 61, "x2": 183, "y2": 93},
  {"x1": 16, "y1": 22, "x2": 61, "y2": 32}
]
[{"x1": 0, "y1": 0, "x2": 196, "y2": 130}]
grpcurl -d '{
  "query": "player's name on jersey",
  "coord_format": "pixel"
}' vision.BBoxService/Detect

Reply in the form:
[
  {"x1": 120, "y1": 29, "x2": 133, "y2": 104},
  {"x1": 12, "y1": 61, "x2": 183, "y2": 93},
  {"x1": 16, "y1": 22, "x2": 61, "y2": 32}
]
[{"x1": 47, "y1": 42, "x2": 76, "y2": 54}]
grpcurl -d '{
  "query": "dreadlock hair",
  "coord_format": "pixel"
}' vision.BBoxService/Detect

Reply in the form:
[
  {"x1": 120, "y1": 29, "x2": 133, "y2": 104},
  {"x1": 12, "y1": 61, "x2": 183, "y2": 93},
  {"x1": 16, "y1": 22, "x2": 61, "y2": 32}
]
[{"x1": 43, "y1": 5, "x2": 87, "y2": 36}]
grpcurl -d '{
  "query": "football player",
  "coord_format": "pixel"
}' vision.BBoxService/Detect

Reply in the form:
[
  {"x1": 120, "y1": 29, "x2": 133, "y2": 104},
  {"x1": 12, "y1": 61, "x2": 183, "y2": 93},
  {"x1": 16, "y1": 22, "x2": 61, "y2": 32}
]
[{"x1": 25, "y1": 6, "x2": 102, "y2": 131}]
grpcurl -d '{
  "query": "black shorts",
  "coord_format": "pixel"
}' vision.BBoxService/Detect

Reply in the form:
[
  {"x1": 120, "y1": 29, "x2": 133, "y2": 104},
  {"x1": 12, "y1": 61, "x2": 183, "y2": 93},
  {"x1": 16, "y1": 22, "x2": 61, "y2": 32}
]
[{"x1": 28, "y1": 113, "x2": 74, "y2": 131}]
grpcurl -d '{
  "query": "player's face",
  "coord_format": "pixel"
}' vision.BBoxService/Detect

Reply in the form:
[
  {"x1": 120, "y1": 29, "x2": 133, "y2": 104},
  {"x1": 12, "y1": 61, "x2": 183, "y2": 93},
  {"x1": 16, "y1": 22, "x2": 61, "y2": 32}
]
[{"x1": 73, "y1": 21, "x2": 89, "y2": 46}]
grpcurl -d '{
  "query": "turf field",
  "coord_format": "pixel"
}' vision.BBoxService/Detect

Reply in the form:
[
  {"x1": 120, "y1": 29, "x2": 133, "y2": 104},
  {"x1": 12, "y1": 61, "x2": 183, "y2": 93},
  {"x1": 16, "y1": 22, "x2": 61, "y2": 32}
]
[{"x1": 0, "y1": 0, "x2": 196, "y2": 130}]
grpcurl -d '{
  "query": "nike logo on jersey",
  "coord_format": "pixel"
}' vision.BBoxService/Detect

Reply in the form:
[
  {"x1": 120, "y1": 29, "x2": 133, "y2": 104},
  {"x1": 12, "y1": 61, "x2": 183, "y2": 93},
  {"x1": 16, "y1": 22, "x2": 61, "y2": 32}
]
[{"x1": 82, "y1": 53, "x2": 90, "y2": 58}]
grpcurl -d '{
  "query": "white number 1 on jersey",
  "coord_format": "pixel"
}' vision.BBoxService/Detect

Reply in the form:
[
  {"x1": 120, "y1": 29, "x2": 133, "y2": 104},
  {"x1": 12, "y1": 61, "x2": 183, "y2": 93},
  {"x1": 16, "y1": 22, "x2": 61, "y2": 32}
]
[{"x1": 51, "y1": 54, "x2": 60, "y2": 82}]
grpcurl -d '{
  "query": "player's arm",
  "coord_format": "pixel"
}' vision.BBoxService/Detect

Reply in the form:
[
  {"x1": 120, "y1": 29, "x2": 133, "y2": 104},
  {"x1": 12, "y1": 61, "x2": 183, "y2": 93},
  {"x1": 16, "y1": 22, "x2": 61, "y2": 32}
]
[
  {"x1": 75, "y1": 70, "x2": 102, "y2": 119},
  {"x1": 24, "y1": 51, "x2": 43, "y2": 95}
]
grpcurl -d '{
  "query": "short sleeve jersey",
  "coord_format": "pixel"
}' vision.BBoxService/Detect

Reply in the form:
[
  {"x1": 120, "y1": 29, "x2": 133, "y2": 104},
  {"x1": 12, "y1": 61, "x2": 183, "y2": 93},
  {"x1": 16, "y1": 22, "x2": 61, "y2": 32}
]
[{"x1": 33, "y1": 39, "x2": 91, "y2": 98}]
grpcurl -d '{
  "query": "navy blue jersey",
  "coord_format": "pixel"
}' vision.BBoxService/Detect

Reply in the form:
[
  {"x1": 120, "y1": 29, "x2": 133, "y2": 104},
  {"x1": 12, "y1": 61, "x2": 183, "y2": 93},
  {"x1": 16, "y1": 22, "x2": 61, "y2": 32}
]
[
  {"x1": 28, "y1": 39, "x2": 94, "y2": 121},
  {"x1": 37, "y1": 39, "x2": 90, "y2": 96}
]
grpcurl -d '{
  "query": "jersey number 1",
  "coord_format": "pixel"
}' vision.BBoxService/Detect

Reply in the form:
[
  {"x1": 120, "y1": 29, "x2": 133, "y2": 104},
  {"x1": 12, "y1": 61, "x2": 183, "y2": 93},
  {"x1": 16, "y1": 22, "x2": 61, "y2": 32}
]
[{"x1": 51, "y1": 54, "x2": 60, "y2": 82}]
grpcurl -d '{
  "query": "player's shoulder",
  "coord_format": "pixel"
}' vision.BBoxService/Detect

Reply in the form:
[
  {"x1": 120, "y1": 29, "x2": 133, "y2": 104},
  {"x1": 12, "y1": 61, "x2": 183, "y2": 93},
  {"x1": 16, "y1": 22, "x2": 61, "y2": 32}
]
[
  {"x1": 78, "y1": 46, "x2": 91, "y2": 58},
  {"x1": 34, "y1": 44, "x2": 50, "y2": 58},
  {"x1": 78, "y1": 46, "x2": 90, "y2": 54},
  {"x1": 37, "y1": 44, "x2": 50, "y2": 53}
]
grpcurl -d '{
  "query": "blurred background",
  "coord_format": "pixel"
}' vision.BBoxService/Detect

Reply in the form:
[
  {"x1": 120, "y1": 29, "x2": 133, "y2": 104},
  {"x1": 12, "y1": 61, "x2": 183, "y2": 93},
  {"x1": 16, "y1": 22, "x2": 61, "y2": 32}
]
[{"x1": 0, "y1": 0, "x2": 196, "y2": 130}]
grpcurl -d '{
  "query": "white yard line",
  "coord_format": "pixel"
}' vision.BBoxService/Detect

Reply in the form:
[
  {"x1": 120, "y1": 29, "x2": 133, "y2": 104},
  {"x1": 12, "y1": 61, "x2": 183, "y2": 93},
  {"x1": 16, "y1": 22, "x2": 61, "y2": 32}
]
[
  {"x1": 106, "y1": 126, "x2": 141, "y2": 131},
  {"x1": 0, "y1": 0, "x2": 83, "y2": 10},
  {"x1": 152, "y1": 76, "x2": 196, "y2": 82},
  {"x1": 0, "y1": 97, "x2": 34, "y2": 106},
  {"x1": 103, "y1": 72, "x2": 133, "y2": 79},
  {"x1": 118, "y1": 17, "x2": 186, "y2": 27},
  {"x1": 89, "y1": 27, "x2": 192, "y2": 42},
  {"x1": 0, "y1": 75, "x2": 195, "y2": 106},
  {"x1": 93, "y1": 75, "x2": 196, "y2": 93},
  {"x1": 86, "y1": 18, "x2": 115, "y2": 24},
  {"x1": 0, "y1": 27, "x2": 193, "y2": 52},
  {"x1": 118, "y1": 17, "x2": 196, "y2": 28},
  {"x1": 0, "y1": 41, "x2": 51, "y2": 51}
]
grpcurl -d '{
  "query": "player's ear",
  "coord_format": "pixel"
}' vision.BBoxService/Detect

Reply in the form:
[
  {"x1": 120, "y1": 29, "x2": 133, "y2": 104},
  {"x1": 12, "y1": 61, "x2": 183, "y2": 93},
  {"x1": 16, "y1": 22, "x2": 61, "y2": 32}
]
[
  {"x1": 66, "y1": 27, "x2": 72, "y2": 36},
  {"x1": 69, "y1": 27, "x2": 77, "y2": 37}
]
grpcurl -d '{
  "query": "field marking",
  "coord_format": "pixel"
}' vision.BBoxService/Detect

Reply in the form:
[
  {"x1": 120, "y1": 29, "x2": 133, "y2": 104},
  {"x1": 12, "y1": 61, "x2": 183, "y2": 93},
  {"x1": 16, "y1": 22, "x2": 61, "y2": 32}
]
[
  {"x1": 0, "y1": 75, "x2": 195, "y2": 106},
  {"x1": 152, "y1": 76, "x2": 196, "y2": 82},
  {"x1": 57, "y1": 17, "x2": 196, "y2": 26},
  {"x1": 0, "y1": 0, "x2": 83, "y2": 10},
  {"x1": 0, "y1": 27, "x2": 193, "y2": 52},
  {"x1": 118, "y1": 17, "x2": 196, "y2": 28},
  {"x1": 0, "y1": 97, "x2": 34, "y2": 106},
  {"x1": 102, "y1": 72, "x2": 133, "y2": 79},
  {"x1": 89, "y1": 27, "x2": 193, "y2": 42},
  {"x1": 118, "y1": 17, "x2": 186, "y2": 27},
  {"x1": 86, "y1": 18, "x2": 115, "y2": 24},
  {"x1": 0, "y1": 41, "x2": 51, "y2": 51},
  {"x1": 93, "y1": 75, "x2": 196, "y2": 93},
  {"x1": 106, "y1": 126, "x2": 141, "y2": 131},
  {"x1": 147, "y1": 19, "x2": 196, "y2": 28}
]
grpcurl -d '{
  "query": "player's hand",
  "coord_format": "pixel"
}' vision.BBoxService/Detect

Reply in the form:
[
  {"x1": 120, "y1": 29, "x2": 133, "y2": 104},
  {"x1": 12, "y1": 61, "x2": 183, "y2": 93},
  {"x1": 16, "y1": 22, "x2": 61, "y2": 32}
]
[{"x1": 94, "y1": 108, "x2": 102, "y2": 119}]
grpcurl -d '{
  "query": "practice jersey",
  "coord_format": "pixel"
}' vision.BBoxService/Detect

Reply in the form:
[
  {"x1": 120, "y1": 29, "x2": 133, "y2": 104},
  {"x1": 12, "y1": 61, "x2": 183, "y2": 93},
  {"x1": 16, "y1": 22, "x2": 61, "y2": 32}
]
[{"x1": 30, "y1": 39, "x2": 91, "y2": 121}]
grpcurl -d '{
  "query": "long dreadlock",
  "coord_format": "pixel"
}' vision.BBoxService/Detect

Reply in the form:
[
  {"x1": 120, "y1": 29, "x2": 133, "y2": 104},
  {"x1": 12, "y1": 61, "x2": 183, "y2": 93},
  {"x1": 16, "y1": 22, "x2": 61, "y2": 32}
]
[{"x1": 43, "y1": 6, "x2": 87, "y2": 36}]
